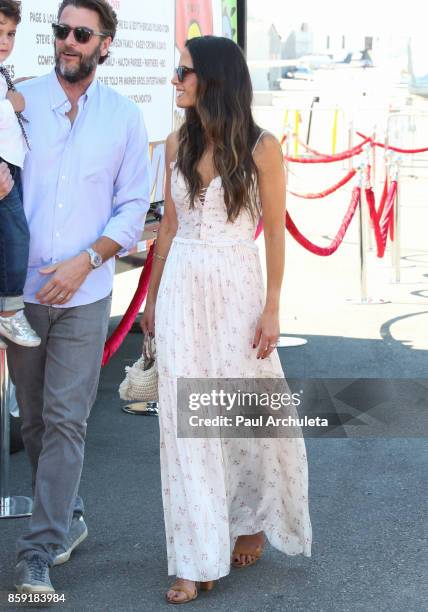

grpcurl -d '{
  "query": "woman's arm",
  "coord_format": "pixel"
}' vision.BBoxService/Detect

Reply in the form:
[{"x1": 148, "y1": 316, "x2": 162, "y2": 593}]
[
  {"x1": 253, "y1": 133, "x2": 286, "y2": 359},
  {"x1": 140, "y1": 131, "x2": 179, "y2": 335}
]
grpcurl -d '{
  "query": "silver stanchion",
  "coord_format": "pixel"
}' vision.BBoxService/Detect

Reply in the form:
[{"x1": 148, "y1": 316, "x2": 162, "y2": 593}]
[
  {"x1": 281, "y1": 124, "x2": 308, "y2": 348},
  {"x1": 347, "y1": 120, "x2": 354, "y2": 171},
  {"x1": 350, "y1": 158, "x2": 388, "y2": 305},
  {"x1": 363, "y1": 143, "x2": 374, "y2": 252},
  {"x1": 393, "y1": 159, "x2": 401, "y2": 283},
  {"x1": 358, "y1": 168, "x2": 368, "y2": 302},
  {"x1": 0, "y1": 346, "x2": 32, "y2": 518},
  {"x1": 121, "y1": 401, "x2": 158, "y2": 416}
]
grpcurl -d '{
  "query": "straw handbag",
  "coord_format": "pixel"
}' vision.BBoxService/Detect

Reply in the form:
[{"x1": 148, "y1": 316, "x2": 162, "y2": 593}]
[{"x1": 119, "y1": 336, "x2": 158, "y2": 402}]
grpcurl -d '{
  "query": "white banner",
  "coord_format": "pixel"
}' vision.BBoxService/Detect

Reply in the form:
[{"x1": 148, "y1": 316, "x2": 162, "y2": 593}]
[
  {"x1": 4, "y1": 1, "x2": 233, "y2": 201},
  {"x1": 7, "y1": 0, "x2": 175, "y2": 144}
]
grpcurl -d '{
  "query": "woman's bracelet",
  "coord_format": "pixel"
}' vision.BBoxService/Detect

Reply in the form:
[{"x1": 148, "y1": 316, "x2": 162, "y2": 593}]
[{"x1": 154, "y1": 252, "x2": 167, "y2": 262}]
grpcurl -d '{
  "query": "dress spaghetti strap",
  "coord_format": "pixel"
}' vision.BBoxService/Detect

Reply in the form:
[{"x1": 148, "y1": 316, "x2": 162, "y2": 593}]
[{"x1": 252, "y1": 129, "x2": 269, "y2": 154}]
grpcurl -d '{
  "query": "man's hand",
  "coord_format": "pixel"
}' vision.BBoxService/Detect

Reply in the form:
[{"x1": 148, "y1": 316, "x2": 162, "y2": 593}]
[
  {"x1": 0, "y1": 162, "x2": 13, "y2": 199},
  {"x1": 36, "y1": 253, "x2": 92, "y2": 305},
  {"x1": 6, "y1": 90, "x2": 25, "y2": 113}
]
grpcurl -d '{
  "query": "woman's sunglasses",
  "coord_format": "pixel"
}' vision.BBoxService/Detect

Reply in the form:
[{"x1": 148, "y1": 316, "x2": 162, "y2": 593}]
[
  {"x1": 175, "y1": 66, "x2": 196, "y2": 82},
  {"x1": 52, "y1": 23, "x2": 107, "y2": 44}
]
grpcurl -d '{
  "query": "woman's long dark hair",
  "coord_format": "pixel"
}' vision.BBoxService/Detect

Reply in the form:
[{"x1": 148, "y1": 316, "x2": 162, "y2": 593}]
[{"x1": 176, "y1": 36, "x2": 262, "y2": 222}]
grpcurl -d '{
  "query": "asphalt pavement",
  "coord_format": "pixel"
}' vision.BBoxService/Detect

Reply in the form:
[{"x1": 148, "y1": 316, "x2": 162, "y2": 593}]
[{"x1": 1, "y1": 169, "x2": 427, "y2": 611}]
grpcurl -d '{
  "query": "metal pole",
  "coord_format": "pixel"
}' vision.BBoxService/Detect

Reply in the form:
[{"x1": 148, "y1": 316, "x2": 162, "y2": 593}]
[
  {"x1": 348, "y1": 120, "x2": 354, "y2": 170},
  {"x1": 387, "y1": 156, "x2": 396, "y2": 270},
  {"x1": 0, "y1": 346, "x2": 32, "y2": 518},
  {"x1": 394, "y1": 160, "x2": 401, "y2": 283},
  {"x1": 371, "y1": 125, "x2": 377, "y2": 187},
  {"x1": 280, "y1": 124, "x2": 307, "y2": 347},
  {"x1": 0, "y1": 348, "x2": 10, "y2": 503},
  {"x1": 306, "y1": 96, "x2": 319, "y2": 145},
  {"x1": 364, "y1": 143, "x2": 374, "y2": 252},
  {"x1": 357, "y1": 170, "x2": 368, "y2": 302}
]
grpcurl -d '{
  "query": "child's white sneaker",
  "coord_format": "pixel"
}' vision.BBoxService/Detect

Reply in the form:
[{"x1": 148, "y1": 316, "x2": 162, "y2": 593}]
[{"x1": 0, "y1": 311, "x2": 41, "y2": 347}]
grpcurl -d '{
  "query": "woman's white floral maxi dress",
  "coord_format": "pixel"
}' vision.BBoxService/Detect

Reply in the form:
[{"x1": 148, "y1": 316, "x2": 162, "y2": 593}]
[{"x1": 155, "y1": 140, "x2": 312, "y2": 582}]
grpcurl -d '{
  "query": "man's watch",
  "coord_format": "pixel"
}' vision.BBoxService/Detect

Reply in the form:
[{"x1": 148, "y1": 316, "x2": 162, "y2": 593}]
[{"x1": 84, "y1": 247, "x2": 103, "y2": 269}]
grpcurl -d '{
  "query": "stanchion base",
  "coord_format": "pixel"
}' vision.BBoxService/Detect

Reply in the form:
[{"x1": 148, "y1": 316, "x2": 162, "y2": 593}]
[
  {"x1": 121, "y1": 401, "x2": 159, "y2": 416},
  {"x1": 0, "y1": 496, "x2": 32, "y2": 519},
  {"x1": 277, "y1": 336, "x2": 308, "y2": 348},
  {"x1": 346, "y1": 297, "x2": 390, "y2": 305}
]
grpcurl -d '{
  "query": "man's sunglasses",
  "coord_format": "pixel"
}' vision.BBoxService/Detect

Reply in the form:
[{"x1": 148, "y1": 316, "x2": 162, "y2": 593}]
[
  {"x1": 52, "y1": 23, "x2": 107, "y2": 44},
  {"x1": 175, "y1": 66, "x2": 196, "y2": 82}
]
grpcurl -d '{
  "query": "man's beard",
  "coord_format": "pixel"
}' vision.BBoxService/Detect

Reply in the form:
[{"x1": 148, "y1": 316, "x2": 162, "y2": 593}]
[{"x1": 55, "y1": 43, "x2": 102, "y2": 83}]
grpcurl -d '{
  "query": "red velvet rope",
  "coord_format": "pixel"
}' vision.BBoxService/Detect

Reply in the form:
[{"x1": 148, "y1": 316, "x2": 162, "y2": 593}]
[
  {"x1": 377, "y1": 176, "x2": 389, "y2": 220},
  {"x1": 365, "y1": 187, "x2": 385, "y2": 257},
  {"x1": 102, "y1": 244, "x2": 155, "y2": 367},
  {"x1": 364, "y1": 181, "x2": 396, "y2": 257},
  {"x1": 357, "y1": 132, "x2": 428, "y2": 154},
  {"x1": 255, "y1": 187, "x2": 361, "y2": 256},
  {"x1": 286, "y1": 187, "x2": 361, "y2": 255},
  {"x1": 288, "y1": 168, "x2": 356, "y2": 199},
  {"x1": 285, "y1": 138, "x2": 370, "y2": 163},
  {"x1": 381, "y1": 181, "x2": 397, "y2": 245}
]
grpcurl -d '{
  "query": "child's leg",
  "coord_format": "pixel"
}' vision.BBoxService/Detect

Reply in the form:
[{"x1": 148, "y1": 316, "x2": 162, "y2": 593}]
[{"x1": 0, "y1": 167, "x2": 40, "y2": 347}]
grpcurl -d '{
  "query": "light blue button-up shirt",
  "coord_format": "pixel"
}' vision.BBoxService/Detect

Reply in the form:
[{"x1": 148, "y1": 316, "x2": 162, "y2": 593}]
[{"x1": 17, "y1": 70, "x2": 151, "y2": 307}]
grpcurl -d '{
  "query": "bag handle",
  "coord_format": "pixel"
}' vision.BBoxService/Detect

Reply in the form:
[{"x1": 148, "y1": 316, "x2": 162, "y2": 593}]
[{"x1": 142, "y1": 335, "x2": 156, "y2": 366}]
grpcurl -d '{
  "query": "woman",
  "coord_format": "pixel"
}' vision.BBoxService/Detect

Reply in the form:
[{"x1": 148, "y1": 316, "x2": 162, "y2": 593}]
[{"x1": 141, "y1": 35, "x2": 311, "y2": 604}]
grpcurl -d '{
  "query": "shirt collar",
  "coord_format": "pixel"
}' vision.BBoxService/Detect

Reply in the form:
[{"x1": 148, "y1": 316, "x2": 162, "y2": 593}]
[{"x1": 49, "y1": 69, "x2": 98, "y2": 111}]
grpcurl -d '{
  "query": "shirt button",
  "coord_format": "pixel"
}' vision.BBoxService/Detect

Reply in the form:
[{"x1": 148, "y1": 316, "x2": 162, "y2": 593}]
[
  {"x1": 61, "y1": 176, "x2": 66, "y2": 180},
  {"x1": 58, "y1": 203, "x2": 63, "y2": 208},
  {"x1": 56, "y1": 232, "x2": 60, "y2": 238}
]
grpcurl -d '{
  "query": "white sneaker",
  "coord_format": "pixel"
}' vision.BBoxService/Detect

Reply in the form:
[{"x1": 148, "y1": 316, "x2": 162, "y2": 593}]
[
  {"x1": 53, "y1": 516, "x2": 88, "y2": 565},
  {"x1": 0, "y1": 337, "x2": 7, "y2": 349},
  {"x1": 0, "y1": 311, "x2": 41, "y2": 347}
]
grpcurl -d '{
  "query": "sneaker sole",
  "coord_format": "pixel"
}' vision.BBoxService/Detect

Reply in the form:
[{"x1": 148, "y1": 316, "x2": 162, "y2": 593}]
[
  {"x1": 14, "y1": 583, "x2": 55, "y2": 594},
  {"x1": 53, "y1": 527, "x2": 88, "y2": 566},
  {"x1": 0, "y1": 329, "x2": 41, "y2": 347}
]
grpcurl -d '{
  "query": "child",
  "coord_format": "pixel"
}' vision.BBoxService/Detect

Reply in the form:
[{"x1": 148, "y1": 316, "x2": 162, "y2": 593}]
[{"x1": 0, "y1": 0, "x2": 40, "y2": 347}]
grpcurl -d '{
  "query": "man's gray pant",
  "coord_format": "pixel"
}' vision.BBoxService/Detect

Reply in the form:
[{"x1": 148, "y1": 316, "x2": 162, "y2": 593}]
[{"x1": 7, "y1": 296, "x2": 111, "y2": 566}]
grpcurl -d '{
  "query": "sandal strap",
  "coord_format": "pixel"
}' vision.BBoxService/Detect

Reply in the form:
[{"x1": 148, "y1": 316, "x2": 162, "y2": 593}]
[
  {"x1": 232, "y1": 545, "x2": 263, "y2": 558},
  {"x1": 167, "y1": 583, "x2": 197, "y2": 600}
]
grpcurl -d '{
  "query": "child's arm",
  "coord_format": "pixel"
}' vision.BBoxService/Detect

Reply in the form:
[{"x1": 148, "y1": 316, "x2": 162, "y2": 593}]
[
  {"x1": 0, "y1": 97, "x2": 16, "y2": 129},
  {"x1": 0, "y1": 91, "x2": 25, "y2": 129}
]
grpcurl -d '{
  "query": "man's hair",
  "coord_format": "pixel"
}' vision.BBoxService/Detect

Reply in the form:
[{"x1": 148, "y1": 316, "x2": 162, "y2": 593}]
[
  {"x1": 0, "y1": 0, "x2": 22, "y2": 24},
  {"x1": 57, "y1": 0, "x2": 117, "y2": 64}
]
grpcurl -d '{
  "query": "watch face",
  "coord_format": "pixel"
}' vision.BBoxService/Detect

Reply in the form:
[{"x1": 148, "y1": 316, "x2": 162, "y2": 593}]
[
  {"x1": 93, "y1": 253, "x2": 103, "y2": 267},
  {"x1": 87, "y1": 249, "x2": 102, "y2": 268}
]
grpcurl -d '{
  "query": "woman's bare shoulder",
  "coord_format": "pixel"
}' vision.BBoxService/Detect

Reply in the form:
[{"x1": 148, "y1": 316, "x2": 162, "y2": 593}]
[
  {"x1": 165, "y1": 130, "x2": 180, "y2": 164},
  {"x1": 253, "y1": 131, "x2": 283, "y2": 171}
]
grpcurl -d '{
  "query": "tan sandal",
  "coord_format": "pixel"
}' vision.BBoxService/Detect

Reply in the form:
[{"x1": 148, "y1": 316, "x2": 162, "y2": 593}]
[
  {"x1": 231, "y1": 536, "x2": 265, "y2": 568},
  {"x1": 165, "y1": 580, "x2": 215, "y2": 604}
]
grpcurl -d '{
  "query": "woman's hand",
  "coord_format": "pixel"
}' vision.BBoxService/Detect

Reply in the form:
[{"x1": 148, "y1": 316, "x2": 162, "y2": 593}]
[
  {"x1": 140, "y1": 301, "x2": 156, "y2": 337},
  {"x1": 253, "y1": 309, "x2": 280, "y2": 359}
]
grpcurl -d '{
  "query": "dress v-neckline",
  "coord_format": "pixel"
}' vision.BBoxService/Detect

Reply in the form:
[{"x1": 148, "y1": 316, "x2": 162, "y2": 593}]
[
  {"x1": 171, "y1": 161, "x2": 220, "y2": 189},
  {"x1": 171, "y1": 162, "x2": 221, "y2": 206}
]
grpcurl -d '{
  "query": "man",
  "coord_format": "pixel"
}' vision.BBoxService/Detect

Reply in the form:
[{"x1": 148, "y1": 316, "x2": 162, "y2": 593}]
[{"x1": 3, "y1": 0, "x2": 150, "y2": 593}]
